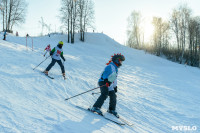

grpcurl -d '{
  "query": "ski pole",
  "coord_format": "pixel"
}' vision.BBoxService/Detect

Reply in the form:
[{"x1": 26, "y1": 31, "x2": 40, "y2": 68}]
[
  {"x1": 33, "y1": 55, "x2": 50, "y2": 70},
  {"x1": 65, "y1": 85, "x2": 105, "y2": 101},
  {"x1": 92, "y1": 92, "x2": 101, "y2": 95}
]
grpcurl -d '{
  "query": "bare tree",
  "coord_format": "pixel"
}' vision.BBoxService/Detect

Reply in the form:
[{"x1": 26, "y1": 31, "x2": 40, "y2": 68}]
[
  {"x1": 1, "y1": 0, "x2": 27, "y2": 32},
  {"x1": 60, "y1": 0, "x2": 78, "y2": 43},
  {"x1": 0, "y1": 0, "x2": 7, "y2": 30},
  {"x1": 60, "y1": 0, "x2": 95, "y2": 43},
  {"x1": 170, "y1": 9, "x2": 181, "y2": 61},
  {"x1": 80, "y1": 0, "x2": 95, "y2": 41},
  {"x1": 152, "y1": 17, "x2": 162, "y2": 55},
  {"x1": 170, "y1": 4, "x2": 191, "y2": 64},
  {"x1": 60, "y1": 0, "x2": 71, "y2": 43},
  {"x1": 152, "y1": 17, "x2": 170, "y2": 56},
  {"x1": 70, "y1": 0, "x2": 78, "y2": 43},
  {"x1": 180, "y1": 5, "x2": 191, "y2": 64},
  {"x1": 126, "y1": 10, "x2": 142, "y2": 49},
  {"x1": 78, "y1": 0, "x2": 84, "y2": 41},
  {"x1": 0, "y1": 0, "x2": 5, "y2": 30},
  {"x1": 188, "y1": 17, "x2": 200, "y2": 66},
  {"x1": 126, "y1": 3, "x2": 200, "y2": 68},
  {"x1": 5, "y1": 0, "x2": 7, "y2": 30}
]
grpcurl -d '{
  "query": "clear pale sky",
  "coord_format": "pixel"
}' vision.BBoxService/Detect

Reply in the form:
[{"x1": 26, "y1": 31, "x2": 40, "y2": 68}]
[{"x1": 8, "y1": 0, "x2": 200, "y2": 44}]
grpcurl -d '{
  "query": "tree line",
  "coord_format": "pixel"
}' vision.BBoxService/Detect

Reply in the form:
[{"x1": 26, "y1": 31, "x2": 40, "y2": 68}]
[
  {"x1": 0, "y1": 0, "x2": 27, "y2": 33},
  {"x1": 60, "y1": 0, "x2": 95, "y2": 43},
  {"x1": 127, "y1": 4, "x2": 200, "y2": 68},
  {"x1": 0, "y1": 0, "x2": 95, "y2": 43}
]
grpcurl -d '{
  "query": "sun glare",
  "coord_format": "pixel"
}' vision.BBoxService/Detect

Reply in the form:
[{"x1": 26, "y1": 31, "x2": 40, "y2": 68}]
[{"x1": 143, "y1": 20, "x2": 154, "y2": 42}]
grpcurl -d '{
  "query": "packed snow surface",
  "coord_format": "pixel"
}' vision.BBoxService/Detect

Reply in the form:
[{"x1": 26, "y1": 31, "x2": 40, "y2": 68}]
[{"x1": 0, "y1": 32, "x2": 199, "y2": 133}]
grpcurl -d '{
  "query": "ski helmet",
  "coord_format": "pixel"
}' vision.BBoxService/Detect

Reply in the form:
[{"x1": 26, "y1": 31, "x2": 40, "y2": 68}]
[
  {"x1": 111, "y1": 53, "x2": 125, "y2": 67},
  {"x1": 58, "y1": 41, "x2": 64, "y2": 45},
  {"x1": 112, "y1": 54, "x2": 125, "y2": 62}
]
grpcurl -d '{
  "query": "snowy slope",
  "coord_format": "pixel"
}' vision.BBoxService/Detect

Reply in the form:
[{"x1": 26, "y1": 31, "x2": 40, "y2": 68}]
[{"x1": 0, "y1": 32, "x2": 200, "y2": 133}]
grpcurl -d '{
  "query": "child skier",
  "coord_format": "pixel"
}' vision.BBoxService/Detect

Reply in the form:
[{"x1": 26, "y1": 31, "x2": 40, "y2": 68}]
[
  {"x1": 91, "y1": 53, "x2": 125, "y2": 117},
  {"x1": 43, "y1": 41, "x2": 66, "y2": 79},
  {"x1": 44, "y1": 44, "x2": 51, "y2": 57}
]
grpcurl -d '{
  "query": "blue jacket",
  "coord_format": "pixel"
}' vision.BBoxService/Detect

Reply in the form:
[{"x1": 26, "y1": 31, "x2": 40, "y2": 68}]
[{"x1": 99, "y1": 62, "x2": 118, "y2": 82}]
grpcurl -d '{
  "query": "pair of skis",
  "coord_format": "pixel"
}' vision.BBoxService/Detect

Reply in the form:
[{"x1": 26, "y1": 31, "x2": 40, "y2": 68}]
[
  {"x1": 43, "y1": 72, "x2": 54, "y2": 79},
  {"x1": 41, "y1": 71, "x2": 66, "y2": 80},
  {"x1": 76, "y1": 106, "x2": 133, "y2": 127}
]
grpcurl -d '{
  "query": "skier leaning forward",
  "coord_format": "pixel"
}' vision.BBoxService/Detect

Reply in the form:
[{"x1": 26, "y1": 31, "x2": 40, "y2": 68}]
[
  {"x1": 44, "y1": 41, "x2": 66, "y2": 79},
  {"x1": 91, "y1": 54, "x2": 125, "y2": 117}
]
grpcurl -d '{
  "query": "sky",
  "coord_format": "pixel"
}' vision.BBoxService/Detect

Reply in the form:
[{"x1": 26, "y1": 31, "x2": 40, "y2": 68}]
[{"x1": 2, "y1": 0, "x2": 200, "y2": 44}]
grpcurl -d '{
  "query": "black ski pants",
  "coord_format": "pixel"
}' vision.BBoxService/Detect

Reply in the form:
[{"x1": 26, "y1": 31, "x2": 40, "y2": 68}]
[
  {"x1": 93, "y1": 81, "x2": 117, "y2": 110},
  {"x1": 3, "y1": 35, "x2": 6, "y2": 40},
  {"x1": 45, "y1": 58, "x2": 65, "y2": 73}
]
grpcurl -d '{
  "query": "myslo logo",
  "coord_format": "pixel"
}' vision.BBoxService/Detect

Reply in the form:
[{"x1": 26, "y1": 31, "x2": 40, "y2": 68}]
[{"x1": 172, "y1": 126, "x2": 197, "y2": 131}]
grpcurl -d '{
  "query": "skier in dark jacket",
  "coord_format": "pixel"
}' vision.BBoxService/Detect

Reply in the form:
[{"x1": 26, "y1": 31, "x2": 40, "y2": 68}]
[
  {"x1": 44, "y1": 41, "x2": 66, "y2": 79},
  {"x1": 91, "y1": 53, "x2": 125, "y2": 117},
  {"x1": 3, "y1": 30, "x2": 6, "y2": 40}
]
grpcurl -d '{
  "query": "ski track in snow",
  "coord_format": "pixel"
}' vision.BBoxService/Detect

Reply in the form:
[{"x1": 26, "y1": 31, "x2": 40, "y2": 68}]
[{"x1": 0, "y1": 32, "x2": 200, "y2": 133}]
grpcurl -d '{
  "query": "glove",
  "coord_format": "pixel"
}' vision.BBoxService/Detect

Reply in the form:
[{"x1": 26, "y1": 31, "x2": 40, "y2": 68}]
[
  {"x1": 104, "y1": 79, "x2": 111, "y2": 87},
  {"x1": 114, "y1": 86, "x2": 117, "y2": 93},
  {"x1": 106, "y1": 82, "x2": 110, "y2": 87},
  {"x1": 50, "y1": 52, "x2": 53, "y2": 56},
  {"x1": 63, "y1": 58, "x2": 66, "y2": 61}
]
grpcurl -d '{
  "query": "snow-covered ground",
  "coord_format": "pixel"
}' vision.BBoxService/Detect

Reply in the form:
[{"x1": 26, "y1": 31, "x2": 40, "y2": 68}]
[{"x1": 0, "y1": 32, "x2": 200, "y2": 133}]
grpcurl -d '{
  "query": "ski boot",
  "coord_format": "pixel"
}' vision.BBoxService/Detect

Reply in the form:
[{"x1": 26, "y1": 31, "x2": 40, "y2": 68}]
[
  {"x1": 90, "y1": 107, "x2": 103, "y2": 115},
  {"x1": 43, "y1": 70, "x2": 48, "y2": 75},
  {"x1": 108, "y1": 110, "x2": 119, "y2": 118},
  {"x1": 62, "y1": 73, "x2": 66, "y2": 80}
]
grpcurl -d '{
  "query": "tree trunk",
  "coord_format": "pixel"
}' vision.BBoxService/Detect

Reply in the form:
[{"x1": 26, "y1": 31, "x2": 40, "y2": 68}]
[
  {"x1": 199, "y1": 46, "x2": 200, "y2": 68},
  {"x1": 71, "y1": 10, "x2": 73, "y2": 43},
  {"x1": 68, "y1": 19, "x2": 70, "y2": 43},
  {"x1": 5, "y1": 0, "x2": 8, "y2": 31},
  {"x1": 8, "y1": 0, "x2": 13, "y2": 31},
  {"x1": 3, "y1": 10, "x2": 5, "y2": 30}
]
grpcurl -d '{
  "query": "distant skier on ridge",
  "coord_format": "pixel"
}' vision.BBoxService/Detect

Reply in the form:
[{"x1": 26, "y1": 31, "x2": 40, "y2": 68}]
[
  {"x1": 43, "y1": 41, "x2": 66, "y2": 79},
  {"x1": 3, "y1": 30, "x2": 7, "y2": 40},
  {"x1": 91, "y1": 53, "x2": 125, "y2": 117}
]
